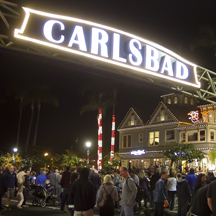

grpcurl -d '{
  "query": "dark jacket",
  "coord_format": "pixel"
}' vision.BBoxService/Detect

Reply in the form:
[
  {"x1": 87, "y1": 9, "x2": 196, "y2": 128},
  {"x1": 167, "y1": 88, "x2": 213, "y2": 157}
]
[
  {"x1": 60, "y1": 171, "x2": 71, "y2": 188},
  {"x1": 153, "y1": 178, "x2": 168, "y2": 203},
  {"x1": 48, "y1": 172, "x2": 56, "y2": 187},
  {"x1": 139, "y1": 177, "x2": 148, "y2": 197},
  {"x1": 150, "y1": 173, "x2": 160, "y2": 192},
  {"x1": 177, "y1": 179, "x2": 191, "y2": 200},
  {"x1": 70, "y1": 168, "x2": 95, "y2": 211},
  {"x1": 191, "y1": 185, "x2": 211, "y2": 216},
  {"x1": 5, "y1": 172, "x2": 18, "y2": 188},
  {"x1": 90, "y1": 172, "x2": 101, "y2": 190},
  {"x1": 0, "y1": 174, "x2": 7, "y2": 195},
  {"x1": 23, "y1": 175, "x2": 30, "y2": 189}
]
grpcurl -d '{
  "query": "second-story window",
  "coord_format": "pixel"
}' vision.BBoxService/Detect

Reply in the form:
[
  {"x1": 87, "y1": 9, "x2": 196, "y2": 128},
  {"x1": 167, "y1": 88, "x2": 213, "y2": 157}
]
[
  {"x1": 184, "y1": 96, "x2": 188, "y2": 104},
  {"x1": 180, "y1": 132, "x2": 186, "y2": 143},
  {"x1": 174, "y1": 96, "x2": 178, "y2": 104},
  {"x1": 149, "y1": 131, "x2": 159, "y2": 146},
  {"x1": 211, "y1": 130, "x2": 215, "y2": 141},
  {"x1": 168, "y1": 98, "x2": 171, "y2": 104},
  {"x1": 166, "y1": 129, "x2": 175, "y2": 141},
  {"x1": 190, "y1": 98, "x2": 194, "y2": 105},
  {"x1": 122, "y1": 135, "x2": 132, "y2": 148}
]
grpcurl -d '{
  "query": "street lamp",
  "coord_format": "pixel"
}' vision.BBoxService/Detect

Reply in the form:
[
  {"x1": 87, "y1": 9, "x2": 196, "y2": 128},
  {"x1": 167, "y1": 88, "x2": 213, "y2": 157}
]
[
  {"x1": 86, "y1": 142, "x2": 91, "y2": 167},
  {"x1": 44, "y1": 153, "x2": 48, "y2": 172},
  {"x1": 13, "y1": 148, "x2": 18, "y2": 165}
]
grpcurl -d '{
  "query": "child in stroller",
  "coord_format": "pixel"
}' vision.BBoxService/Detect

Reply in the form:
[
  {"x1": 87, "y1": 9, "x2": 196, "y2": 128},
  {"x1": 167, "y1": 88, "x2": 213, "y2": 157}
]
[{"x1": 32, "y1": 181, "x2": 58, "y2": 207}]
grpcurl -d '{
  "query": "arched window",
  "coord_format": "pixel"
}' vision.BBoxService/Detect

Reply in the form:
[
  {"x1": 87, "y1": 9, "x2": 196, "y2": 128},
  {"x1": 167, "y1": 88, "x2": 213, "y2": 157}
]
[
  {"x1": 174, "y1": 96, "x2": 178, "y2": 104},
  {"x1": 168, "y1": 98, "x2": 171, "y2": 104},
  {"x1": 190, "y1": 98, "x2": 194, "y2": 105},
  {"x1": 184, "y1": 96, "x2": 188, "y2": 104}
]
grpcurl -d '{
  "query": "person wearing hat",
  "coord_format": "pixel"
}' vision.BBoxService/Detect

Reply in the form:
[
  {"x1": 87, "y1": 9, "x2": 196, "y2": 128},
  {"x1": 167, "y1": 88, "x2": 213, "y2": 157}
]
[{"x1": 177, "y1": 173, "x2": 191, "y2": 216}]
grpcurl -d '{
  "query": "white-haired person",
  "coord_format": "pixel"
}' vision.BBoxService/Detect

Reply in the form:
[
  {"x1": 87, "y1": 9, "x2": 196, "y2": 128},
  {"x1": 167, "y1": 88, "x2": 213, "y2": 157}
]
[{"x1": 97, "y1": 174, "x2": 118, "y2": 216}]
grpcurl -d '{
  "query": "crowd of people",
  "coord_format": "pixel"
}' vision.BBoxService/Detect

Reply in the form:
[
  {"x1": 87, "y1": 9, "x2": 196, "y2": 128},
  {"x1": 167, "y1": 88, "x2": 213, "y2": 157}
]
[{"x1": 0, "y1": 164, "x2": 216, "y2": 216}]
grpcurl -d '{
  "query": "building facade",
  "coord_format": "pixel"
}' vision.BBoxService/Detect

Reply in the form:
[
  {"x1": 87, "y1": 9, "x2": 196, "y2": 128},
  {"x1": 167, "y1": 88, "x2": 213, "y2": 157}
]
[{"x1": 118, "y1": 93, "x2": 216, "y2": 171}]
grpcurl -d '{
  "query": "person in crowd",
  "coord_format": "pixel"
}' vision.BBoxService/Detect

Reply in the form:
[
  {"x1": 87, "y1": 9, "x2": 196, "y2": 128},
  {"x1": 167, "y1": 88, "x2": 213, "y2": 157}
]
[
  {"x1": 17, "y1": 179, "x2": 24, "y2": 209},
  {"x1": 150, "y1": 168, "x2": 161, "y2": 207},
  {"x1": 4, "y1": 165, "x2": 18, "y2": 210},
  {"x1": 48, "y1": 169, "x2": 56, "y2": 194},
  {"x1": 192, "y1": 173, "x2": 206, "y2": 200},
  {"x1": 186, "y1": 168, "x2": 197, "y2": 194},
  {"x1": 120, "y1": 166, "x2": 137, "y2": 216},
  {"x1": 68, "y1": 172, "x2": 79, "y2": 216},
  {"x1": 113, "y1": 170, "x2": 120, "y2": 192},
  {"x1": 22, "y1": 170, "x2": 31, "y2": 208},
  {"x1": 2, "y1": 165, "x2": 9, "y2": 176},
  {"x1": 36, "y1": 170, "x2": 47, "y2": 186},
  {"x1": 70, "y1": 167, "x2": 95, "y2": 216},
  {"x1": 55, "y1": 169, "x2": 62, "y2": 202},
  {"x1": 0, "y1": 169, "x2": 7, "y2": 215},
  {"x1": 191, "y1": 177, "x2": 216, "y2": 216},
  {"x1": 153, "y1": 171, "x2": 169, "y2": 216},
  {"x1": 206, "y1": 172, "x2": 214, "y2": 184},
  {"x1": 207, "y1": 178, "x2": 216, "y2": 216},
  {"x1": 129, "y1": 170, "x2": 139, "y2": 185},
  {"x1": 90, "y1": 168, "x2": 101, "y2": 204},
  {"x1": 176, "y1": 173, "x2": 191, "y2": 216},
  {"x1": 17, "y1": 167, "x2": 26, "y2": 182},
  {"x1": 138, "y1": 170, "x2": 148, "y2": 208},
  {"x1": 167, "y1": 172, "x2": 177, "y2": 211},
  {"x1": 149, "y1": 164, "x2": 154, "y2": 174},
  {"x1": 60, "y1": 167, "x2": 71, "y2": 213},
  {"x1": 97, "y1": 174, "x2": 118, "y2": 216}
]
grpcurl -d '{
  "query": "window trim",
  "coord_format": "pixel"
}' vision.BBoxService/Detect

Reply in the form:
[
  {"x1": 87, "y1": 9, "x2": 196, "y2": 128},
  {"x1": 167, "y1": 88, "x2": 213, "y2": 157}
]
[
  {"x1": 199, "y1": 129, "x2": 206, "y2": 142},
  {"x1": 165, "y1": 129, "x2": 175, "y2": 142},
  {"x1": 148, "y1": 131, "x2": 160, "y2": 147},
  {"x1": 210, "y1": 130, "x2": 215, "y2": 142},
  {"x1": 180, "y1": 131, "x2": 186, "y2": 143},
  {"x1": 185, "y1": 129, "x2": 206, "y2": 143},
  {"x1": 122, "y1": 134, "x2": 132, "y2": 148}
]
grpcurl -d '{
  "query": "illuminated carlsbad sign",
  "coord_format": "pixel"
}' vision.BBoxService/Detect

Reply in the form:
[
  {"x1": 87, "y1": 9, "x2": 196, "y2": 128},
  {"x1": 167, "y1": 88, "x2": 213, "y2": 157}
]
[{"x1": 14, "y1": 7, "x2": 200, "y2": 88}]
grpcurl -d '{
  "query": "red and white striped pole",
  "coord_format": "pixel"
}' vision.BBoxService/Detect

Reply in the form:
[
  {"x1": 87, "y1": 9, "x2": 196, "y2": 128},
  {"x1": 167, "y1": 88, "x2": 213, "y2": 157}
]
[
  {"x1": 97, "y1": 109, "x2": 102, "y2": 170},
  {"x1": 110, "y1": 115, "x2": 115, "y2": 161}
]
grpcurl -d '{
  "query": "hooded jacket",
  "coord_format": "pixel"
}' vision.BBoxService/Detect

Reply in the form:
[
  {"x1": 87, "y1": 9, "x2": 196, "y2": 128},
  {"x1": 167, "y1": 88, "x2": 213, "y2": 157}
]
[
  {"x1": 70, "y1": 168, "x2": 95, "y2": 211},
  {"x1": 177, "y1": 179, "x2": 191, "y2": 200}
]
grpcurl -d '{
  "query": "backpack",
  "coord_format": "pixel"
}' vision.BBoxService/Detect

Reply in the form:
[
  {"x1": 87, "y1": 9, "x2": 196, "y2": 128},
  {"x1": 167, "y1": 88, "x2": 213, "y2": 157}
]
[
  {"x1": 103, "y1": 186, "x2": 115, "y2": 209},
  {"x1": 126, "y1": 177, "x2": 144, "y2": 203}
]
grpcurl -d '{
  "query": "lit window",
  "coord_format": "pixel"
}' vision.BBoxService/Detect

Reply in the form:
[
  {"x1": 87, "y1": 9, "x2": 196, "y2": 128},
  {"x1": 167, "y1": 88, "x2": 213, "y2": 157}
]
[
  {"x1": 211, "y1": 130, "x2": 215, "y2": 141},
  {"x1": 200, "y1": 130, "x2": 205, "y2": 141},
  {"x1": 160, "y1": 110, "x2": 165, "y2": 121},
  {"x1": 131, "y1": 114, "x2": 135, "y2": 125},
  {"x1": 174, "y1": 96, "x2": 178, "y2": 104},
  {"x1": 168, "y1": 98, "x2": 171, "y2": 104},
  {"x1": 149, "y1": 131, "x2": 159, "y2": 146},
  {"x1": 190, "y1": 98, "x2": 194, "y2": 105},
  {"x1": 122, "y1": 135, "x2": 132, "y2": 148},
  {"x1": 180, "y1": 132, "x2": 186, "y2": 143},
  {"x1": 166, "y1": 130, "x2": 175, "y2": 141},
  {"x1": 184, "y1": 97, "x2": 188, "y2": 104},
  {"x1": 188, "y1": 130, "x2": 198, "y2": 142},
  {"x1": 139, "y1": 133, "x2": 143, "y2": 143},
  {"x1": 209, "y1": 111, "x2": 213, "y2": 123}
]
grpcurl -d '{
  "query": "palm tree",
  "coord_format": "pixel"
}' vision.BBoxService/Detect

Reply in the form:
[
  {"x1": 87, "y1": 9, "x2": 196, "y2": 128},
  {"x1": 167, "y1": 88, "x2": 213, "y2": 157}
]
[{"x1": 190, "y1": 25, "x2": 216, "y2": 57}]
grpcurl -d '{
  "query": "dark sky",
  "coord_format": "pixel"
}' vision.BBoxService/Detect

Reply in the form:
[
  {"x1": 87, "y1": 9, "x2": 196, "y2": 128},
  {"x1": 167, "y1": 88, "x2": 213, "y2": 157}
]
[{"x1": 1, "y1": 0, "x2": 216, "y2": 159}]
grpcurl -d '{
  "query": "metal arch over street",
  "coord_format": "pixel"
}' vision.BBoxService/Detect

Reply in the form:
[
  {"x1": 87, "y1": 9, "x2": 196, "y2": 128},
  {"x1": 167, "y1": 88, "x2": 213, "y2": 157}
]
[{"x1": 0, "y1": 2, "x2": 216, "y2": 104}]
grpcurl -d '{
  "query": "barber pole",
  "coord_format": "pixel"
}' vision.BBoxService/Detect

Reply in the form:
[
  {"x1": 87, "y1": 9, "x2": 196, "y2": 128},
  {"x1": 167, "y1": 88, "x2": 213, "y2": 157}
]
[
  {"x1": 97, "y1": 109, "x2": 102, "y2": 170},
  {"x1": 110, "y1": 115, "x2": 115, "y2": 161}
]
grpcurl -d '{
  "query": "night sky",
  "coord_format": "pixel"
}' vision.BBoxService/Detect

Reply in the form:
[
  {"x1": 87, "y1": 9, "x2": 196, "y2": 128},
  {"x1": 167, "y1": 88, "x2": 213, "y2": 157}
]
[{"x1": 1, "y1": 0, "x2": 216, "y2": 159}]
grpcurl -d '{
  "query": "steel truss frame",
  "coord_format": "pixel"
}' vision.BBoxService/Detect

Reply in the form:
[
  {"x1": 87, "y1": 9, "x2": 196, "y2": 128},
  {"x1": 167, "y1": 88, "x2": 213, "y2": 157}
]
[{"x1": 0, "y1": 0, "x2": 216, "y2": 104}]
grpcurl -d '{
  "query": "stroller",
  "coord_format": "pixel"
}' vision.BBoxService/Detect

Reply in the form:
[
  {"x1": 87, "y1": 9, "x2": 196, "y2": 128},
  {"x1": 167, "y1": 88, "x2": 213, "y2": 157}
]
[{"x1": 31, "y1": 185, "x2": 59, "y2": 207}]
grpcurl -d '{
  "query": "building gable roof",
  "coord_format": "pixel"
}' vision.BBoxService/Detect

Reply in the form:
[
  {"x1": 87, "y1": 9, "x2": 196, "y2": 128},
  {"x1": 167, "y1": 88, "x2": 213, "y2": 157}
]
[{"x1": 118, "y1": 107, "x2": 144, "y2": 129}]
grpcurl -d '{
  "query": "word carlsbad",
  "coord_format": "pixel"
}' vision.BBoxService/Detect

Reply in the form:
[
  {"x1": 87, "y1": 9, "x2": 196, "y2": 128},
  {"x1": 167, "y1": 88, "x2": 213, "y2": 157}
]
[{"x1": 14, "y1": 7, "x2": 200, "y2": 88}]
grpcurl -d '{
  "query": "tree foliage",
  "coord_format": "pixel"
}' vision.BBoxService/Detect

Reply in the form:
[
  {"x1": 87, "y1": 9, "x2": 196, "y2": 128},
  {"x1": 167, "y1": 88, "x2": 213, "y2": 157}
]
[{"x1": 162, "y1": 143, "x2": 205, "y2": 164}]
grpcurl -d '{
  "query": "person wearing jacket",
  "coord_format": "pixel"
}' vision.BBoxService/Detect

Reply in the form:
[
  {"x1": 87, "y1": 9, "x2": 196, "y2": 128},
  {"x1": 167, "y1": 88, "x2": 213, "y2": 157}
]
[
  {"x1": 22, "y1": 170, "x2": 31, "y2": 208},
  {"x1": 54, "y1": 170, "x2": 62, "y2": 202},
  {"x1": 138, "y1": 170, "x2": 148, "y2": 208},
  {"x1": 0, "y1": 169, "x2": 7, "y2": 214},
  {"x1": 48, "y1": 169, "x2": 56, "y2": 195},
  {"x1": 153, "y1": 171, "x2": 169, "y2": 216},
  {"x1": 167, "y1": 172, "x2": 177, "y2": 211},
  {"x1": 150, "y1": 168, "x2": 161, "y2": 207},
  {"x1": 97, "y1": 175, "x2": 118, "y2": 216},
  {"x1": 60, "y1": 167, "x2": 71, "y2": 213},
  {"x1": 70, "y1": 167, "x2": 95, "y2": 216},
  {"x1": 177, "y1": 174, "x2": 191, "y2": 216},
  {"x1": 4, "y1": 165, "x2": 18, "y2": 210},
  {"x1": 120, "y1": 166, "x2": 137, "y2": 216},
  {"x1": 36, "y1": 170, "x2": 47, "y2": 186},
  {"x1": 90, "y1": 168, "x2": 101, "y2": 204},
  {"x1": 186, "y1": 168, "x2": 197, "y2": 193}
]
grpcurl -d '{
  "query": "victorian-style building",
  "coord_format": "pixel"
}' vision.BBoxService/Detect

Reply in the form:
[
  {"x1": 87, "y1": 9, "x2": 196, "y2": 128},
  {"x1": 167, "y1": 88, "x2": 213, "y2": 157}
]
[{"x1": 118, "y1": 93, "x2": 216, "y2": 171}]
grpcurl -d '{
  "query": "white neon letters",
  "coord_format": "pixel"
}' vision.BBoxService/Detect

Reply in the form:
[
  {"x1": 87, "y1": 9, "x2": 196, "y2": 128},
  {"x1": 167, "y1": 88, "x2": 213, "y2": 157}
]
[
  {"x1": 15, "y1": 7, "x2": 200, "y2": 88},
  {"x1": 128, "y1": 39, "x2": 142, "y2": 66},
  {"x1": 145, "y1": 45, "x2": 160, "y2": 71},
  {"x1": 91, "y1": 27, "x2": 109, "y2": 57},
  {"x1": 68, "y1": 25, "x2": 87, "y2": 51},
  {"x1": 113, "y1": 33, "x2": 126, "y2": 63},
  {"x1": 43, "y1": 20, "x2": 65, "y2": 43}
]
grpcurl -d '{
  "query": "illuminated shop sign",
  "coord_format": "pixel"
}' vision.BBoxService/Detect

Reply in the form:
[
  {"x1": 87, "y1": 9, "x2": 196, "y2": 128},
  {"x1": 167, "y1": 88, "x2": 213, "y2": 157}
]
[
  {"x1": 131, "y1": 150, "x2": 146, "y2": 156},
  {"x1": 14, "y1": 8, "x2": 200, "y2": 88}
]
